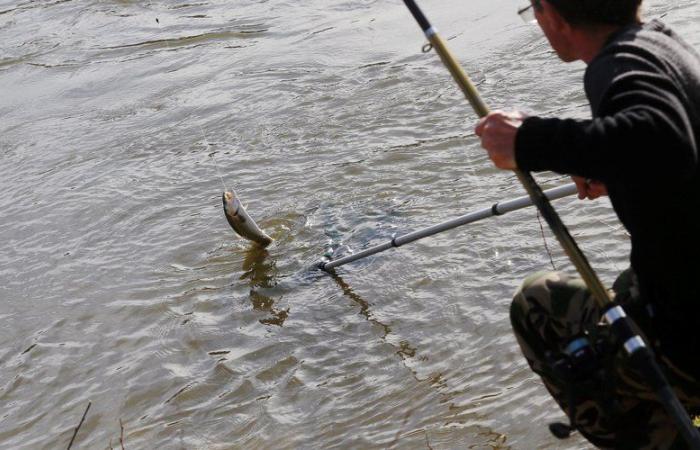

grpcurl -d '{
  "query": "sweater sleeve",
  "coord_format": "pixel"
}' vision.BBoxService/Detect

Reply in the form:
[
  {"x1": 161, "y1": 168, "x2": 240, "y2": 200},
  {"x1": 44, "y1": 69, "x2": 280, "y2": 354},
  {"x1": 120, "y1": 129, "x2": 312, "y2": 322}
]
[{"x1": 515, "y1": 54, "x2": 697, "y2": 183}]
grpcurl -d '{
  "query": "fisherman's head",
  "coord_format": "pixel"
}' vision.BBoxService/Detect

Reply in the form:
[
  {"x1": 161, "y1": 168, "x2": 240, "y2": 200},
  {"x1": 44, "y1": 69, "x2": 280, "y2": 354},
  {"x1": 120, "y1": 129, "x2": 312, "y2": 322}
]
[{"x1": 523, "y1": 0, "x2": 643, "y2": 62}]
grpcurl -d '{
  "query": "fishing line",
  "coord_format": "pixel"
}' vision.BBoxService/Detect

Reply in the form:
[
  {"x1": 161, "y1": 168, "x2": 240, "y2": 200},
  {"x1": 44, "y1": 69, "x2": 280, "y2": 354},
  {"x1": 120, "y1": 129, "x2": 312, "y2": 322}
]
[
  {"x1": 209, "y1": 151, "x2": 229, "y2": 192},
  {"x1": 595, "y1": 217, "x2": 629, "y2": 236},
  {"x1": 195, "y1": 120, "x2": 229, "y2": 192},
  {"x1": 155, "y1": 15, "x2": 231, "y2": 194},
  {"x1": 536, "y1": 210, "x2": 557, "y2": 270}
]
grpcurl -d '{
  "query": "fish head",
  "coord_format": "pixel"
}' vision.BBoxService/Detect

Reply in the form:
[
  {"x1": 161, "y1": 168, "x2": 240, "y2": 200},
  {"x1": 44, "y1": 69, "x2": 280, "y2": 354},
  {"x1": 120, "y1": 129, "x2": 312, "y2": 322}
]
[
  {"x1": 223, "y1": 190, "x2": 240, "y2": 203},
  {"x1": 222, "y1": 191, "x2": 241, "y2": 216},
  {"x1": 221, "y1": 190, "x2": 272, "y2": 247}
]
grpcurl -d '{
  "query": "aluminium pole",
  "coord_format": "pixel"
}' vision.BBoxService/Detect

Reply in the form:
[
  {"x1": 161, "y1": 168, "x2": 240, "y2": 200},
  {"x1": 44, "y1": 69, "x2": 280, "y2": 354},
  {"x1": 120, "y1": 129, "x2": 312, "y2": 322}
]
[{"x1": 320, "y1": 183, "x2": 577, "y2": 270}]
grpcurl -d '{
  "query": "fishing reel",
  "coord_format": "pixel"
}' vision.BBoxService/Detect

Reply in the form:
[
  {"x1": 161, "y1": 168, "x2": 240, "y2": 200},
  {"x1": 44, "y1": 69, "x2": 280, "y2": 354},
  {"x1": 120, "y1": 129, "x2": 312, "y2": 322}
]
[
  {"x1": 553, "y1": 335, "x2": 599, "y2": 381},
  {"x1": 547, "y1": 334, "x2": 603, "y2": 439}
]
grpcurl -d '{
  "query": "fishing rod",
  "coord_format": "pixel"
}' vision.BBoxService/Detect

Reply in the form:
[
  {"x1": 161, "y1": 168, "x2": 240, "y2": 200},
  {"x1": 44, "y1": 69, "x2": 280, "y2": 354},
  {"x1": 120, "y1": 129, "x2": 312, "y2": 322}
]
[
  {"x1": 400, "y1": 0, "x2": 700, "y2": 447},
  {"x1": 320, "y1": 183, "x2": 577, "y2": 270}
]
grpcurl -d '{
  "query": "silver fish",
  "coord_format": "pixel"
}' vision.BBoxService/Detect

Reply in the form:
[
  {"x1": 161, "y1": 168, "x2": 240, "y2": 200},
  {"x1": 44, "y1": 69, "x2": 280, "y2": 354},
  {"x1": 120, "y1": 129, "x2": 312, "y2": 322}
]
[{"x1": 222, "y1": 191, "x2": 273, "y2": 247}]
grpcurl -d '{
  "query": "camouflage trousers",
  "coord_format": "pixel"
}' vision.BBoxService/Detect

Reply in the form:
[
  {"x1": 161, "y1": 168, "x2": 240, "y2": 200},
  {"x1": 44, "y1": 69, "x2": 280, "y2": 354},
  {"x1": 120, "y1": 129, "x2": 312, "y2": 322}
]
[{"x1": 511, "y1": 269, "x2": 700, "y2": 449}]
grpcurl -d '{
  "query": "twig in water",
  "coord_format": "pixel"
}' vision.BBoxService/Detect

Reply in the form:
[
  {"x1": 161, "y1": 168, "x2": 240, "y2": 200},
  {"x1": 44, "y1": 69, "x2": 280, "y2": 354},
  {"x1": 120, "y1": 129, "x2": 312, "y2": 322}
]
[
  {"x1": 165, "y1": 383, "x2": 192, "y2": 404},
  {"x1": 424, "y1": 430, "x2": 434, "y2": 450},
  {"x1": 66, "y1": 401, "x2": 91, "y2": 450},
  {"x1": 119, "y1": 419, "x2": 126, "y2": 450},
  {"x1": 22, "y1": 343, "x2": 37, "y2": 354}
]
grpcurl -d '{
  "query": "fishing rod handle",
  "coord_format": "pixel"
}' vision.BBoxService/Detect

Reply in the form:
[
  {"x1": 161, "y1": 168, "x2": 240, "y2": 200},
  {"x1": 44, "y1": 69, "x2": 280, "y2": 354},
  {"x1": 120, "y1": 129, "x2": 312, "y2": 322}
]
[{"x1": 603, "y1": 305, "x2": 700, "y2": 448}]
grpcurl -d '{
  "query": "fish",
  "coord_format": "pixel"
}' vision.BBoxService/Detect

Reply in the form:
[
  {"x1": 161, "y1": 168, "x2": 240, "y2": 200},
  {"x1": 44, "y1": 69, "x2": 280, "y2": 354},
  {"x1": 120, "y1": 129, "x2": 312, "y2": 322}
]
[{"x1": 222, "y1": 191, "x2": 273, "y2": 247}]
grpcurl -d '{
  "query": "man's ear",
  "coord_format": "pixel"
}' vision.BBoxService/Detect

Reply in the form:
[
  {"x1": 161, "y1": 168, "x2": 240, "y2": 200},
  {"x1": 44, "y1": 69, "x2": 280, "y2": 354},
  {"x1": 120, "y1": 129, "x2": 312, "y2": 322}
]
[{"x1": 542, "y1": 0, "x2": 572, "y2": 34}]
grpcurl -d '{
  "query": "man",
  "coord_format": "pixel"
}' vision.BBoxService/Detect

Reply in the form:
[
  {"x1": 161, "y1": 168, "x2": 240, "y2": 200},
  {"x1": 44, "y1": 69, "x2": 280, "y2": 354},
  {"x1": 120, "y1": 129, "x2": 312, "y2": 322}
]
[{"x1": 475, "y1": 0, "x2": 700, "y2": 448}]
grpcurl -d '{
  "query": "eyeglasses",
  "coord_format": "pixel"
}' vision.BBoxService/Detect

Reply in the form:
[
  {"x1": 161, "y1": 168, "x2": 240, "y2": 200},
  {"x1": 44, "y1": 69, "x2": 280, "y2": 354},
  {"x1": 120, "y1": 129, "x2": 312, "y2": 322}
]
[{"x1": 517, "y1": 0, "x2": 541, "y2": 23}]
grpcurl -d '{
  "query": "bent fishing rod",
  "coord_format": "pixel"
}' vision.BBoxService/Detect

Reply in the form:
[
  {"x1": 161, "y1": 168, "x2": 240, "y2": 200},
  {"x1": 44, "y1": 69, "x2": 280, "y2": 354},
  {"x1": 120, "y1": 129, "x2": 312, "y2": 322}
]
[
  {"x1": 400, "y1": 0, "x2": 700, "y2": 447},
  {"x1": 320, "y1": 183, "x2": 577, "y2": 270}
]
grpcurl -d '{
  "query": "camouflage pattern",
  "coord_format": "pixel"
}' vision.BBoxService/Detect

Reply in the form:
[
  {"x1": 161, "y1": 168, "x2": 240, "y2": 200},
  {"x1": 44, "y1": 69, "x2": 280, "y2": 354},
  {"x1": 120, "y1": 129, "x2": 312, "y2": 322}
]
[{"x1": 511, "y1": 269, "x2": 700, "y2": 449}]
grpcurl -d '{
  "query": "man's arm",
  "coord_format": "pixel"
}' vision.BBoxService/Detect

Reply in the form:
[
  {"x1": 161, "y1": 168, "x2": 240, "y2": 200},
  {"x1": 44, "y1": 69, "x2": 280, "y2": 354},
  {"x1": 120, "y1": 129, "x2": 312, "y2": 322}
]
[
  {"x1": 474, "y1": 112, "x2": 607, "y2": 200},
  {"x1": 477, "y1": 55, "x2": 697, "y2": 185},
  {"x1": 515, "y1": 57, "x2": 697, "y2": 184}
]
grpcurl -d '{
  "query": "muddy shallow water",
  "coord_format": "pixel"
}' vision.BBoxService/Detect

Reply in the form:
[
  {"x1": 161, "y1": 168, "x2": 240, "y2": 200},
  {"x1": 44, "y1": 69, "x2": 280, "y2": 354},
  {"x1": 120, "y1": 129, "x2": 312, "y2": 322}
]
[{"x1": 1, "y1": 0, "x2": 699, "y2": 448}]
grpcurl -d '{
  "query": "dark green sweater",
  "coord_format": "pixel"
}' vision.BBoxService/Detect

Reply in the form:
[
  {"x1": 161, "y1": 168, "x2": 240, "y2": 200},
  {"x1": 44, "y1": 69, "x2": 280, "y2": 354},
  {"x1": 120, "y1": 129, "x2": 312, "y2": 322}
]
[{"x1": 516, "y1": 20, "x2": 700, "y2": 377}]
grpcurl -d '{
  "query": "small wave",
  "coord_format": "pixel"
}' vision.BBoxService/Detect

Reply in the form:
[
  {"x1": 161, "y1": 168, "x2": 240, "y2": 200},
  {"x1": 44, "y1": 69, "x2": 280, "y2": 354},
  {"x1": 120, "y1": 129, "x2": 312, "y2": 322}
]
[{"x1": 103, "y1": 28, "x2": 268, "y2": 51}]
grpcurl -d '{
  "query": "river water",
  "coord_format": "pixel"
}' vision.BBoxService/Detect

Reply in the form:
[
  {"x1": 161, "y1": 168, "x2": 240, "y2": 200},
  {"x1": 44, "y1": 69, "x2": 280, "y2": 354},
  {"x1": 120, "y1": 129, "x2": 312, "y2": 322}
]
[{"x1": 1, "y1": 0, "x2": 699, "y2": 449}]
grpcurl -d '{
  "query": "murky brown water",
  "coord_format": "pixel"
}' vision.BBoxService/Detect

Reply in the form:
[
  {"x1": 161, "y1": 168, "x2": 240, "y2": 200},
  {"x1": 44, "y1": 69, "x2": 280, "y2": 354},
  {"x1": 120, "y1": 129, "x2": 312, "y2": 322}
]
[{"x1": 1, "y1": 0, "x2": 699, "y2": 448}]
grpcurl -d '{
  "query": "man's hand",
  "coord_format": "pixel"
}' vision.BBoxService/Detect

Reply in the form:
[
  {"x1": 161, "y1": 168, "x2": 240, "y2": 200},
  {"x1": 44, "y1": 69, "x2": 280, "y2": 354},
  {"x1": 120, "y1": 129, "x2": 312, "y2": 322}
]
[
  {"x1": 474, "y1": 110, "x2": 526, "y2": 170},
  {"x1": 572, "y1": 175, "x2": 607, "y2": 200}
]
